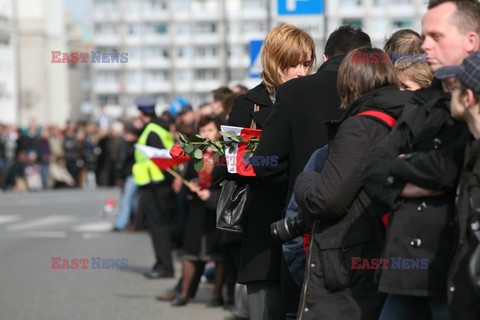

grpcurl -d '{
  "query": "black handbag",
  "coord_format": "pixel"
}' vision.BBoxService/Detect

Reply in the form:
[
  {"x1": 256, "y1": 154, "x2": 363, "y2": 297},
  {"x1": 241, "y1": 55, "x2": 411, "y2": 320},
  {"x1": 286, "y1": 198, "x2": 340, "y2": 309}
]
[
  {"x1": 216, "y1": 180, "x2": 251, "y2": 233},
  {"x1": 216, "y1": 104, "x2": 259, "y2": 233}
]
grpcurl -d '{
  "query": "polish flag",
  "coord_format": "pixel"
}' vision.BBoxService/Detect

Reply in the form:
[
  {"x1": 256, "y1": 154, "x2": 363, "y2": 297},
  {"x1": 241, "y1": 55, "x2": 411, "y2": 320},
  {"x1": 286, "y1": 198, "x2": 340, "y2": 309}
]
[
  {"x1": 221, "y1": 125, "x2": 262, "y2": 177},
  {"x1": 135, "y1": 145, "x2": 190, "y2": 170}
]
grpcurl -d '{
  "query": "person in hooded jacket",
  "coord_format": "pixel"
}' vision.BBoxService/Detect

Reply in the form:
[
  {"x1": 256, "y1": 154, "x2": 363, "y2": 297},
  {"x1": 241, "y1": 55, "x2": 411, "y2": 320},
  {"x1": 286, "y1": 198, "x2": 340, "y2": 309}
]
[{"x1": 293, "y1": 47, "x2": 413, "y2": 320}]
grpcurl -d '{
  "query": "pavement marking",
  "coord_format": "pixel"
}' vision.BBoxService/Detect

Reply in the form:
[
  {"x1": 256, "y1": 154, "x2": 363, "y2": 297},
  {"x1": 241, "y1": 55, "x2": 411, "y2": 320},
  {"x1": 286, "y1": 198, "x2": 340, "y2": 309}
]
[
  {"x1": 73, "y1": 222, "x2": 113, "y2": 232},
  {"x1": 81, "y1": 233, "x2": 103, "y2": 240},
  {"x1": 0, "y1": 215, "x2": 21, "y2": 224},
  {"x1": 6, "y1": 215, "x2": 77, "y2": 231},
  {"x1": 20, "y1": 231, "x2": 67, "y2": 238}
]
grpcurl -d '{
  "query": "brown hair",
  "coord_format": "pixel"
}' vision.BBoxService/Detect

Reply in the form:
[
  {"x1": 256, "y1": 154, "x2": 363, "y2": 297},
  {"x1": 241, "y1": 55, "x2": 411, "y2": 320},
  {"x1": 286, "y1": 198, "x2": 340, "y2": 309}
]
[
  {"x1": 383, "y1": 29, "x2": 423, "y2": 62},
  {"x1": 337, "y1": 47, "x2": 398, "y2": 109},
  {"x1": 455, "y1": 79, "x2": 480, "y2": 104},
  {"x1": 212, "y1": 86, "x2": 233, "y2": 102},
  {"x1": 196, "y1": 115, "x2": 223, "y2": 132},
  {"x1": 428, "y1": 0, "x2": 480, "y2": 35},
  {"x1": 395, "y1": 56, "x2": 434, "y2": 89},
  {"x1": 261, "y1": 23, "x2": 316, "y2": 94},
  {"x1": 222, "y1": 93, "x2": 240, "y2": 118}
]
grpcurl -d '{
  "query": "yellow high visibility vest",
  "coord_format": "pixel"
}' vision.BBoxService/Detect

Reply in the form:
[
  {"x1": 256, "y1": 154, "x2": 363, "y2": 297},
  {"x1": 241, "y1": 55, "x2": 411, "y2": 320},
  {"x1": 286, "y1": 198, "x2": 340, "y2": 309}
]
[{"x1": 133, "y1": 122, "x2": 174, "y2": 186}]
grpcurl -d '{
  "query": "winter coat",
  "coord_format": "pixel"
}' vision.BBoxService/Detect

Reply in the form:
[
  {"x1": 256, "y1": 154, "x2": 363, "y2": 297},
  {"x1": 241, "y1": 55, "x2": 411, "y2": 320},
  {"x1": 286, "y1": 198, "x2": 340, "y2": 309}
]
[
  {"x1": 363, "y1": 79, "x2": 470, "y2": 298},
  {"x1": 448, "y1": 138, "x2": 480, "y2": 319},
  {"x1": 227, "y1": 82, "x2": 287, "y2": 283},
  {"x1": 294, "y1": 86, "x2": 413, "y2": 320}
]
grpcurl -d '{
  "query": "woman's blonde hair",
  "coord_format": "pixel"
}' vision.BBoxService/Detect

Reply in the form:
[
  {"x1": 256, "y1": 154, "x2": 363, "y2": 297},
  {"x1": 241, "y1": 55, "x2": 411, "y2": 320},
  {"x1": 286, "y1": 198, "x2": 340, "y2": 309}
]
[
  {"x1": 394, "y1": 56, "x2": 434, "y2": 89},
  {"x1": 260, "y1": 23, "x2": 316, "y2": 94},
  {"x1": 337, "y1": 47, "x2": 398, "y2": 109}
]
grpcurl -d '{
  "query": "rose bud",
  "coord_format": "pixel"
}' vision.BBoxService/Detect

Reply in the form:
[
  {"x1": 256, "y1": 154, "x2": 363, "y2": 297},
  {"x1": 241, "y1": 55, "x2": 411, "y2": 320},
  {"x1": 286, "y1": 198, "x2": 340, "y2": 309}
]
[{"x1": 170, "y1": 144, "x2": 185, "y2": 159}]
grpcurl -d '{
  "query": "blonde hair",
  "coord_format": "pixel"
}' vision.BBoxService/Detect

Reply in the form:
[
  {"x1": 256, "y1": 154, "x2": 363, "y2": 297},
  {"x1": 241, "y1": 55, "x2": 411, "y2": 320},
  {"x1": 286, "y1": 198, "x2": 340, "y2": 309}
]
[
  {"x1": 260, "y1": 23, "x2": 316, "y2": 94},
  {"x1": 337, "y1": 47, "x2": 398, "y2": 109},
  {"x1": 394, "y1": 56, "x2": 434, "y2": 89}
]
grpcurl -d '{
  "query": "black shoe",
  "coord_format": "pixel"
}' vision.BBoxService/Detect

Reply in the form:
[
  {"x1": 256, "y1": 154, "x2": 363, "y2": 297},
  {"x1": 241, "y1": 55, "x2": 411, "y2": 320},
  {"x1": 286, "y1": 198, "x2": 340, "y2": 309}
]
[
  {"x1": 207, "y1": 296, "x2": 224, "y2": 307},
  {"x1": 143, "y1": 270, "x2": 174, "y2": 279},
  {"x1": 171, "y1": 296, "x2": 188, "y2": 307}
]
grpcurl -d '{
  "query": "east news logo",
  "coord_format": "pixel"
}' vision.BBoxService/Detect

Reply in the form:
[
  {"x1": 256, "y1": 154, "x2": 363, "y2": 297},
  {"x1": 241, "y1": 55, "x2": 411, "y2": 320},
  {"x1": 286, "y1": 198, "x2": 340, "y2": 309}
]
[
  {"x1": 51, "y1": 257, "x2": 128, "y2": 269},
  {"x1": 351, "y1": 257, "x2": 428, "y2": 270}
]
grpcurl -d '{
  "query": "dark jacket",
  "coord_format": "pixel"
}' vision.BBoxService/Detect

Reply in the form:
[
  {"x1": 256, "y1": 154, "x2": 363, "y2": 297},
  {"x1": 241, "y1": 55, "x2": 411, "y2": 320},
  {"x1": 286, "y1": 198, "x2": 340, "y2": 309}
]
[
  {"x1": 448, "y1": 138, "x2": 480, "y2": 319},
  {"x1": 253, "y1": 55, "x2": 345, "y2": 203},
  {"x1": 228, "y1": 82, "x2": 287, "y2": 284},
  {"x1": 294, "y1": 86, "x2": 412, "y2": 320},
  {"x1": 252, "y1": 55, "x2": 345, "y2": 316},
  {"x1": 363, "y1": 79, "x2": 470, "y2": 297}
]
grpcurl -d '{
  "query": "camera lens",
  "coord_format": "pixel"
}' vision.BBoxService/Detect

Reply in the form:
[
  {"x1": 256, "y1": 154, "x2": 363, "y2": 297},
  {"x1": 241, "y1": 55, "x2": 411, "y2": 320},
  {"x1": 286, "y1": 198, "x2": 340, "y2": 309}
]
[{"x1": 270, "y1": 216, "x2": 304, "y2": 244}]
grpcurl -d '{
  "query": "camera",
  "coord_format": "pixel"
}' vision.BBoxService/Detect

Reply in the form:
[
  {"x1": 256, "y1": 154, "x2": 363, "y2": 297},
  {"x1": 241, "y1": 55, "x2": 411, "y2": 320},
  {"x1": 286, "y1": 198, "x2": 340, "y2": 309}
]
[{"x1": 270, "y1": 216, "x2": 306, "y2": 244}]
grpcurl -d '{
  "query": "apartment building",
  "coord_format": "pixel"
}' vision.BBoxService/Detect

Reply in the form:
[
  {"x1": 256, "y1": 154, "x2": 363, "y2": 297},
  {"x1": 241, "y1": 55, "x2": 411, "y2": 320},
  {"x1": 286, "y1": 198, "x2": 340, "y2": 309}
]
[
  {"x1": 91, "y1": 0, "x2": 430, "y2": 114},
  {"x1": 0, "y1": 0, "x2": 18, "y2": 125}
]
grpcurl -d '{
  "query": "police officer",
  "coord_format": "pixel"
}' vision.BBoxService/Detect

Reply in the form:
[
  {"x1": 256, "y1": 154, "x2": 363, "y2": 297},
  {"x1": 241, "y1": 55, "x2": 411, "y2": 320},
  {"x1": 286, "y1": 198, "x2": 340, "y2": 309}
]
[
  {"x1": 133, "y1": 97, "x2": 175, "y2": 278},
  {"x1": 436, "y1": 51, "x2": 480, "y2": 319}
]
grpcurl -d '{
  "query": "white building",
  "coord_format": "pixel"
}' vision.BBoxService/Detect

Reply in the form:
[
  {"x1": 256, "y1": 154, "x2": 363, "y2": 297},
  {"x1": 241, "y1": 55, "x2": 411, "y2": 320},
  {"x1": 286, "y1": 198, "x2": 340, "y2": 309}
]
[
  {"x1": 91, "y1": 0, "x2": 430, "y2": 114},
  {"x1": 0, "y1": 0, "x2": 18, "y2": 125},
  {"x1": 17, "y1": 0, "x2": 71, "y2": 127}
]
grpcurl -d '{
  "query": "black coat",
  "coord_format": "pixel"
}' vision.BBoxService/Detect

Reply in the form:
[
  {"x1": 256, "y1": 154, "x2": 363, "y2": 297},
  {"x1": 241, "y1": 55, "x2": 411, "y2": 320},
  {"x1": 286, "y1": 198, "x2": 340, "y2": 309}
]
[
  {"x1": 363, "y1": 79, "x2": 470, "y2": 297},
  {"x1": 294, "y1": 87, "x2": 412, "y2": 320},
  {"x1": 228, "y1": 82, "x2": 287, "y2": 284},
  {"x1": 448, "y1": 138, "x2": 480, "y2": 319},
  {"x1": 251, "y1": 56, "x2": 345, "y2": 316},
  {"x1": 253, "y1": 55, "x2": 345, "y2": 203}
]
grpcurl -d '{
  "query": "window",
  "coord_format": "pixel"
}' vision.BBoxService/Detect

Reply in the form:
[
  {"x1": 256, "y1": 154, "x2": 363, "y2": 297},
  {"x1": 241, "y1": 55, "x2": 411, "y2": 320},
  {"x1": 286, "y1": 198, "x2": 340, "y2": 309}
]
[
  {"x1": 195, "y1": 69, "x2": 218, "y2": 80},
  {"x1": 127, "y1": 71, "x2": 142, "y2": 85},
  {"x1": 97, "y1": 71, "x2": 117, "y2": 84},
  {"x1": 127, "y1": 47, "x2": 141, "y2": 61},
  {"x1": 144, "y1": 47, "x2": 169, "y2": 59},
  {"x1": 392, "y1": 20, "x2": 413, "y2": 29},
  {"x1": 95, "y1": 23, "x2": 117, "y2": 35},
  {"x1": 145, "y1": 23, "x2": 168, "y2": 35},
  {"x1": 96, "y1": 0, "x2": 116, "y2": 12},
  {"x1": 145, "y1": 0, "x2": 167, "y2": 11},
  {"x1": 176, "y1": 24, "x2": 190, "y2": 35},
  {"x1": 194, "y1": 22, "x2": 216, "y2": 34},
  {"x1": 391, "y1": 0, "x2": 412, "y2": 4},
  {"x1": 342, "y1": 19, "x2": 363, "y2": 28},
  {"x1": 340, "y1": 0, "x2": 362, "y2": 6},
  {"x1": 127, "y1": 24, "x2": 141, "y2": 35},
  {"x1": 175, "y1": 0, "x2": 190, "y2": 12},
  {"x1": 146, "y1": 70, "x2": 169, "y2": 81},
  {"x1": 243, "y1": 0, "x2": 266, "y2": 9},
  {"x1": 176, "y1": 70, "x2": 192, "y2": 82},
  {"x1": 98, "y1": 95, "x2": 119, "y2": 105},
  {"x1": 177, "y1": 47, "x2": 192, "y2": 58},
  {"x1": 228, "y1": 69, "x2": 247, "y2": 82},
  {"x1": 124, "y1": 0, "x2": 140, "y2": 13},
  {"x1": 194, "y1": 46, "x2": 217, "y2": 57},
  {"x1": 242, "y1": 22, "x2": 267, "y2": 33},
  {"x1": 373, "y1": 0, "x2": 386, "y2": 5}
]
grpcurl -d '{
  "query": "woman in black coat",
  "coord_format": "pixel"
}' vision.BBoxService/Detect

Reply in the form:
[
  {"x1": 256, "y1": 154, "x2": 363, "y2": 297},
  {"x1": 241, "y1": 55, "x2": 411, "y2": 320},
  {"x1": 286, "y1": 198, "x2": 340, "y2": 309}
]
[
  {"x1": 227, "y1": 23, "x2": 316, "y2": 320},
  {"x1": 293, "y1": 47, "x2": 413, "y2": 320}
]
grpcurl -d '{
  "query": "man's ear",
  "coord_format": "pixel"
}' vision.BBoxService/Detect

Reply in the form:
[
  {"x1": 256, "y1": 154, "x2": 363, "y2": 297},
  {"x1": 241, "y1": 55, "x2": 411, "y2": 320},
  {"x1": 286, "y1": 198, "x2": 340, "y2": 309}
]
[
  {"x1": 465, "y1": 31, "x2": 480, "y2": 54},
  {"x1": 464, "y1": 88, "x2": 477, "y2": 109},
  {"x1": 323, "y1": 54, "x2": 328, "y2": 62}
]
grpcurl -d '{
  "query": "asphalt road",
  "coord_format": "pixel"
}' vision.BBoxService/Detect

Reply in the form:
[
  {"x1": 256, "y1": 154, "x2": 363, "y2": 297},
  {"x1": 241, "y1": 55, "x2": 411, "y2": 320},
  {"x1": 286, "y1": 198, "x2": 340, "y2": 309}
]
[{"x1": 0, "y1": 188, "x2": 230, "y2": 320}]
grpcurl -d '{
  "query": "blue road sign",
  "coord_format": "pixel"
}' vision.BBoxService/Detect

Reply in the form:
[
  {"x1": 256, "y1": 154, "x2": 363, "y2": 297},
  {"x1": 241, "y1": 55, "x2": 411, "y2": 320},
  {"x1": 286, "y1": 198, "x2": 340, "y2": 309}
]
[
  {"x1": 278, "y1": 0, "x2": 324, "y2": 15},
  {"x1": 249, "y1": 40, "x2": 263, "y2": 78}
]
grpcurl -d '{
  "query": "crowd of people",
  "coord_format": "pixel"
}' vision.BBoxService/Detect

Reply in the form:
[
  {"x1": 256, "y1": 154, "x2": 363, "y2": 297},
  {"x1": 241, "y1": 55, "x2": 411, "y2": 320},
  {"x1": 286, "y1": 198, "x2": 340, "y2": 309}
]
[{"x1": 4, "y1": 0, "x2": 480, "y2": 319}]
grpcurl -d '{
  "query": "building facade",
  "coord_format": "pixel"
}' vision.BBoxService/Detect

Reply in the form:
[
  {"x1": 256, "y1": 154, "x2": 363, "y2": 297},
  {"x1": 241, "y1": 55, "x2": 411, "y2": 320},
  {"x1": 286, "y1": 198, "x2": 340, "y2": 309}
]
[
  {"x1": 91, "y1": 0, "x2": 429, "y2": 114},
  {"x1": 0, "y1": 0, "x2": 18, "y2": 125}
]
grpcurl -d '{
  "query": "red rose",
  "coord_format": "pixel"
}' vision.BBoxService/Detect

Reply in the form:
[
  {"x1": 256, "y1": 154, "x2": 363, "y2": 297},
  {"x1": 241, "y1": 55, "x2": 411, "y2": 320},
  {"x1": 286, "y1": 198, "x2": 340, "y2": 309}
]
[{"x1": 170, "y1": 144, "x2": 185, "y2": 159}]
